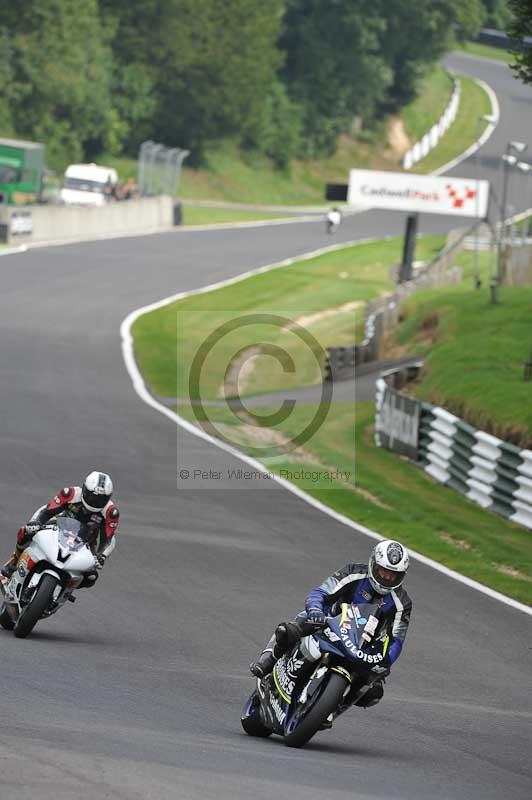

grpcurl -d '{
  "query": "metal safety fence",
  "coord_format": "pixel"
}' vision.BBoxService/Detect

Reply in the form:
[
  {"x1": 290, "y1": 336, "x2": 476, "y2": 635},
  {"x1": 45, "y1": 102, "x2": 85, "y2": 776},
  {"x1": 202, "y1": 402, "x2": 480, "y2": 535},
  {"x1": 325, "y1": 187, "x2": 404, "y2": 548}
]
[
  {"x1": 375, "y1": 377, "x2": 532, "y2": 531},
  {"x1": 137, "y1": 141, "x2": 189, "y2": 197}
]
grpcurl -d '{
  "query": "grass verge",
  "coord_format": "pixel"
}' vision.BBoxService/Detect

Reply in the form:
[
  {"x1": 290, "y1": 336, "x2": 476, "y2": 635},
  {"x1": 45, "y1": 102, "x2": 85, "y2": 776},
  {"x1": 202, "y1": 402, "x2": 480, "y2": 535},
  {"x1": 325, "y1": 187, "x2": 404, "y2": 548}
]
[
  {"x1": 453, "y1": 42, "x2": 514, "y2": 64},
  {"x1": 132, "y1": 235, "x2": 445, "y2": 399},
  {"x1": 173, "y1": 398, "x2": 532, "y2": 606},
  {"x1": 182, "y1": 205, "x2": 299, "y2": 226},
  {"x1": 385, "y1": 249, "x2": 532, "y2": 445},
  {"x1": 131, "y1": 234, "x2": 531, "y2": 603}
]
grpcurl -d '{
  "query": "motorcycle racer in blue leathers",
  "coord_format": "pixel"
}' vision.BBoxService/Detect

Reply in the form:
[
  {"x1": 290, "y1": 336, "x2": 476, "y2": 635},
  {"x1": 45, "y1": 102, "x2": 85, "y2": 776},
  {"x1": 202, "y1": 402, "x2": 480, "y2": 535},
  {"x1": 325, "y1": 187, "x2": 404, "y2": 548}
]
[{"x1": 250, "y1": 540, "x2": 412, "y2": 715}]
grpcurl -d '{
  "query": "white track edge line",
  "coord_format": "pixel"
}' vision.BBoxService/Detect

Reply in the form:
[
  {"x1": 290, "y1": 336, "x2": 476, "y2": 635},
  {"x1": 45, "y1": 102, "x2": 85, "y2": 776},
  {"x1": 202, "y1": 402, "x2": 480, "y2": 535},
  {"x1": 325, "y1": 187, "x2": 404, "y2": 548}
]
[
  {"x1": 0, "y1": 245, "x2": 27, "y2": 258},
  {"x1": 120, "y1": 239, "x2": 532, "y2": 617}
]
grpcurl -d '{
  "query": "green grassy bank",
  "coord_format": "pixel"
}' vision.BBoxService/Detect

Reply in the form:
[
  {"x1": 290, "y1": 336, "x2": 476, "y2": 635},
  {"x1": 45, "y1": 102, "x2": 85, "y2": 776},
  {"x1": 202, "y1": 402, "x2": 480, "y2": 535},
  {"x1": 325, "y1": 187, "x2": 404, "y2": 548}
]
[
  {"x1": 386, "y1": 250, "x2": 532, "y2": 446},
  {"x1": 453, "y1": 41, "x2": 514, "y2": 64},
  {"x1": 132, "y1": 235, "x2": 445, "y2": 400},
  {"x1": 131, "y1": 236, "x2": 531, "y2": 604}
]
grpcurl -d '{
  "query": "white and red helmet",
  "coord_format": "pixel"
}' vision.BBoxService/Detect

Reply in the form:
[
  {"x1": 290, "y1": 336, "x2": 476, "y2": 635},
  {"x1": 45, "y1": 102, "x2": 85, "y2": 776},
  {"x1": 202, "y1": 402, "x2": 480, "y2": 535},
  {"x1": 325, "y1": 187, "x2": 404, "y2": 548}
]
[
  {"x1": 368, "y1": 540, "x2": 409, "y2": 595},
  {"x1": 82, "y1": 471, "x2": 113, "y2": 512}
]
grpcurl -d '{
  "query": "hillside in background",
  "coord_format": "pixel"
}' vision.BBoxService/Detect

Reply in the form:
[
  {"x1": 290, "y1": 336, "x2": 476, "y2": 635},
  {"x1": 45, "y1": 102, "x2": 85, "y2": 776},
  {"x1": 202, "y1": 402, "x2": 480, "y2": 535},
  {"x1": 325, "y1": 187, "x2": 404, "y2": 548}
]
[
  {"x1": 102, "y1": 64, "x2": 490, "y2": 208},
  {"x1": 0, "y1": 1, "x2": 487, "y2": 170}
]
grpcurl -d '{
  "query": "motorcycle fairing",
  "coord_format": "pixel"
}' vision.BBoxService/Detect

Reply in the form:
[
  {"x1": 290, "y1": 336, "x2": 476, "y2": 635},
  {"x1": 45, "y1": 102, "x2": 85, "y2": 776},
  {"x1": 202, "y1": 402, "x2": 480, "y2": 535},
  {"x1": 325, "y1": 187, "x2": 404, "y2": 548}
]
[{"x1": 321, "y1": 603, "x2": 389, "y2": 669}]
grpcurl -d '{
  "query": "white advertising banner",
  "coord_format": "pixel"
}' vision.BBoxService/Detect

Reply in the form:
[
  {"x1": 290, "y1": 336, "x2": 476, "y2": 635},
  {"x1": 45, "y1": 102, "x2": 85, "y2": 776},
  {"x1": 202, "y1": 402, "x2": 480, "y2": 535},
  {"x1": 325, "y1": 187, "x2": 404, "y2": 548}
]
[{"x1": 348, "y1": 168, "x2": 489, "y2": 218}]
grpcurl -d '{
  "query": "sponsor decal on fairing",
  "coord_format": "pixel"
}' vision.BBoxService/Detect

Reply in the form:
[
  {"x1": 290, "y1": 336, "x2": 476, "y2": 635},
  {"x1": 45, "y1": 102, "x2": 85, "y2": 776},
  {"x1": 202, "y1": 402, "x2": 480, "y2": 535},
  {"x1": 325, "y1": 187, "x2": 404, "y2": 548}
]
[{"x1": 269, "y1": 691, "x2": 286, "y2": 724}]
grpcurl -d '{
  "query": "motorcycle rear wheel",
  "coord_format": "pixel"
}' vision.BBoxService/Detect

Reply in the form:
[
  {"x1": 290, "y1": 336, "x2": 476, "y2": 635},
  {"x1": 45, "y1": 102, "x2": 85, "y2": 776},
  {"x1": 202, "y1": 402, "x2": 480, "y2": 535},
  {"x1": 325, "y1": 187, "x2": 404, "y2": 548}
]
[
  {"x1": 241, "y1": 691, "x2": 272, "y2": 738},
  {"x1": 14, "y1": 574, "x2": 59, "y2": 639},
  {"x1": 283, "y1": 671, "x2": 348, "y2": 748}
]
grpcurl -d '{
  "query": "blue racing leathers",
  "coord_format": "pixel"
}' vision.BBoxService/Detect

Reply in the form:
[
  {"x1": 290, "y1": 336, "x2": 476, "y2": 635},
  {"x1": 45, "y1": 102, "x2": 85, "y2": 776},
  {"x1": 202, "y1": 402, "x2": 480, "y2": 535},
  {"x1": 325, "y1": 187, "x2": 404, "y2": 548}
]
[{"x1": 306, "y1": 562, "x2": 412, "y2": 665}]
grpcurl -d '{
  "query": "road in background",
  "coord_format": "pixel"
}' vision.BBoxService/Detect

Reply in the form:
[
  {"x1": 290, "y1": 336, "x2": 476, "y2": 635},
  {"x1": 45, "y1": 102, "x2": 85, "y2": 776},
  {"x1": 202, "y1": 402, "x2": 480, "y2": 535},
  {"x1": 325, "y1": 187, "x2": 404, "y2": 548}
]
[{"x1": 0, "y1": 54, "x2": 531, "y2": 800}]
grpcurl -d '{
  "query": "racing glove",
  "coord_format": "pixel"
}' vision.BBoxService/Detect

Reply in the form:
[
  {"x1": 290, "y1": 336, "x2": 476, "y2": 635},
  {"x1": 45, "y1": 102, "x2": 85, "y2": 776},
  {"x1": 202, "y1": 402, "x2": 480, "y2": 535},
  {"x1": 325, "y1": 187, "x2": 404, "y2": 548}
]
[
  {"x1": 25, "y1": 523, "x2": 41, "y2": 536},
  {"x1": 20, "y1": 523, "x2": 41, "y2": 545},
  {"x1": 275, "y1": 621, "x2": 302, "y2": 652},
  {"x1": 94, "y1": 553, "x2": 106, "y2": 569},
  {"x1": 307, "y1": 607, "x2": 326, "y2": 625}
]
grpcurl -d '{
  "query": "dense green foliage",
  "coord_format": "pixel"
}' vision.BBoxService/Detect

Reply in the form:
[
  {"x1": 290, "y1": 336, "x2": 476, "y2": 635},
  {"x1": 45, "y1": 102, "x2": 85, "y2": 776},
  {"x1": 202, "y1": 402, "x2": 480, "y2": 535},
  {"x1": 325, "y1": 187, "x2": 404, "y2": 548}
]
[
  {"x1": 508, "y1": 1, "x2": 532, "y2": 85},
  {"x1": 480, "y1": 0, "x2": 512, "y2": 29},
  {"x1": 376, "y1": 0, "x2": 483, "y2": 109},
  {"x1": 1, "y1": 0, "x2": 117, "y2": 165},
  {"x1": 482, "y1": 0, "x2": 511, "y2": 31},
  {"x1": 0, "y1": 1, "x2": 487, "y2": 168},
  {"x1": 101, "y1": 0, "x2": 284, "y2": 163}
]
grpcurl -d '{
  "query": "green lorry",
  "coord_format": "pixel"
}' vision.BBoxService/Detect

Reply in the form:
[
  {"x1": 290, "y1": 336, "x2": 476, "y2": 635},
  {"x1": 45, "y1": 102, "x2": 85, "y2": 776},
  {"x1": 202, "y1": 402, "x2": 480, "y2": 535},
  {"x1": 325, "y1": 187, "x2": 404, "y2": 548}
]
[{"x1": 0, "y1": 137, "x2": 46, "y2": 205}]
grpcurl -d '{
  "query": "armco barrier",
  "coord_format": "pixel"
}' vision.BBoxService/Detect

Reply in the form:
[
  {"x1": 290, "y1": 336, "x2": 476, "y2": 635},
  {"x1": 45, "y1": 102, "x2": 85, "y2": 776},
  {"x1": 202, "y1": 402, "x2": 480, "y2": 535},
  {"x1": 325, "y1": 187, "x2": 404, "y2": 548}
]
[
  {"x1": 375, "y1": 377, "x2": 532, "y2": 531},
  {"x1": 403, "y1": 75, "x2": 459, "y2": 170},
  {"x1": 0, "y1": 195, "x2": 175, "y2": 246}
]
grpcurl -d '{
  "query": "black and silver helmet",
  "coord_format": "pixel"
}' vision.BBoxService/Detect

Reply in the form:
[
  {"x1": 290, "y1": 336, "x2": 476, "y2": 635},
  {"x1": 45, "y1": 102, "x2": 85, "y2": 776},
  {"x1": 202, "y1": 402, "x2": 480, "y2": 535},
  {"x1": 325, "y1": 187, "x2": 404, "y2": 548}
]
[{"x1": 368, "y1": 540, "x2": 410, "y2": 595}]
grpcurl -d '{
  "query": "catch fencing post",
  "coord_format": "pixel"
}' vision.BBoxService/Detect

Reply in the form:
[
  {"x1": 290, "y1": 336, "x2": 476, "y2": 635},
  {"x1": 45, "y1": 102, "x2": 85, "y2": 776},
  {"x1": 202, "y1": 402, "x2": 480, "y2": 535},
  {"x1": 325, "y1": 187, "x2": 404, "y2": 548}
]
[{"x1": 399, "y1": 214, "x2": 419, "y2": 283}]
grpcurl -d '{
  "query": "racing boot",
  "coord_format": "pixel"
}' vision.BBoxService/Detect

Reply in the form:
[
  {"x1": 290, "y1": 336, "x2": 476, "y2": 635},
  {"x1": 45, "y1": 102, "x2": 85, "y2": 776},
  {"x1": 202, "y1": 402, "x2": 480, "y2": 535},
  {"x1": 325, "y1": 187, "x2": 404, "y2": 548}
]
[
  {"x1": 249, "y1": 621, "x2": 303, "y2": 678},
  {"x1": 250, "y1": 648, "x2": 276, "y2": 679},
  {"x1": 2, "y1": 526, "x2": 34, "y2": 579},
  {"x1": 1, "y1": 552, "x2": 19, "y2": 579}
]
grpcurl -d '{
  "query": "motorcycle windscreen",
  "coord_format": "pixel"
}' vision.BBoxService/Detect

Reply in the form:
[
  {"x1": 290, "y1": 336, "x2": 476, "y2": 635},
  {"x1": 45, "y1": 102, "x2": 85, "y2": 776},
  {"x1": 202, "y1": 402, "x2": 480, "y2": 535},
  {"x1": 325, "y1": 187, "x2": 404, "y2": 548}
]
[{"x1": 53, "y1": 517, "x2": 90, "y2": 551}]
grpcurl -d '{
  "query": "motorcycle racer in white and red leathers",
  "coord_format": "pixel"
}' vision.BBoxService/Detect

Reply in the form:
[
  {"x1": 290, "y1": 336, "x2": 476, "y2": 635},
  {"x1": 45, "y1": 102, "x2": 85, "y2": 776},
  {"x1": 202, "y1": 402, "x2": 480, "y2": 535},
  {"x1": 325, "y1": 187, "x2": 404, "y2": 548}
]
[{"x1": 2, "y1": 471, "x2": 119, "y2": 586}]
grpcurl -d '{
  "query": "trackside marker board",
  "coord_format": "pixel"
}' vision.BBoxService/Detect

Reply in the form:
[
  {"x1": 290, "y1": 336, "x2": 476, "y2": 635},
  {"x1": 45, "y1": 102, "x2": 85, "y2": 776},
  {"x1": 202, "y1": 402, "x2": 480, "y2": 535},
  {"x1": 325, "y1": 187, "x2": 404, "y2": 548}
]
[{"x1": 347, "y1": 169, "x2": 489, "y2": 218}]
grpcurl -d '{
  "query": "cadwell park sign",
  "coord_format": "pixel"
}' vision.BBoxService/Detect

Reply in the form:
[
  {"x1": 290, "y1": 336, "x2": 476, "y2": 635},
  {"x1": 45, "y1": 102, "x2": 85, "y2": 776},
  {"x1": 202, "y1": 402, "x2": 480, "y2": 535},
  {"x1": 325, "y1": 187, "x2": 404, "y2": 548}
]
[{"x1": 347, "y1": 169, "x2": 489, "y2": 219}]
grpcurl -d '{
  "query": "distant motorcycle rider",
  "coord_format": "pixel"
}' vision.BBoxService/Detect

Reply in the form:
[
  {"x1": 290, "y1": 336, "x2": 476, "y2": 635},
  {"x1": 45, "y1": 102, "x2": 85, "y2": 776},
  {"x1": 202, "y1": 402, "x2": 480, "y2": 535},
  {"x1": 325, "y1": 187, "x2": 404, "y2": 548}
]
[
  {"x1": 326, "y1": 206, "x2": 342, "y2": 234},
  {"x1": 2, "y1": 471, "x2": 119, "y2": 585},
  {"x1": 250, "y1": 540, "x2": 412, "y2": 716}
]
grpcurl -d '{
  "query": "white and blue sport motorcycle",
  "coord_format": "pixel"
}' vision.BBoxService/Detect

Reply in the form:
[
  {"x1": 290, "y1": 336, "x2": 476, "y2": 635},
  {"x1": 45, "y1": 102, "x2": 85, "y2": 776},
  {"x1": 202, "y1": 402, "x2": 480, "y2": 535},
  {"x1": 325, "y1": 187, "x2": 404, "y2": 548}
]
[{"x1": 0, "y1": 517, "x2": 98, "y2": 638}]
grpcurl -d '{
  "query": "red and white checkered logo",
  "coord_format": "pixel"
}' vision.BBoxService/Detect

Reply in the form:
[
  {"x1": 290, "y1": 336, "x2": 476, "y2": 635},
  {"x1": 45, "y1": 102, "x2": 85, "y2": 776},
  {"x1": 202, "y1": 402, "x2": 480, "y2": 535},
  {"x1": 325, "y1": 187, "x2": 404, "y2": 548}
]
[{"x1": 446, "y1": 184, "x2": 477, "y2": 208}]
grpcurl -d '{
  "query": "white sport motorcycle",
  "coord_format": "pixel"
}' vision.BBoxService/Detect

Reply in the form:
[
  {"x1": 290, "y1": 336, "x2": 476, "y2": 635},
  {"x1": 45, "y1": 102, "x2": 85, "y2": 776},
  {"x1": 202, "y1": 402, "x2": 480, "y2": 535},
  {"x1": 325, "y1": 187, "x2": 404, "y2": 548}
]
[{"x1": 0, "y1": 517, "x2": 98, "y2": 638}]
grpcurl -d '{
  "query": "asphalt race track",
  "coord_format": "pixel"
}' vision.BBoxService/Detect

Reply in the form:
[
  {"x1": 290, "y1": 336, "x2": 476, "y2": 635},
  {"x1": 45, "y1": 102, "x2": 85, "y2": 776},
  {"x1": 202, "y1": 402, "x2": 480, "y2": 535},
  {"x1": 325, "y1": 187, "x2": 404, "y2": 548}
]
[{"x1": 1, "y1": 54, "x2": 531, "y2": 800}]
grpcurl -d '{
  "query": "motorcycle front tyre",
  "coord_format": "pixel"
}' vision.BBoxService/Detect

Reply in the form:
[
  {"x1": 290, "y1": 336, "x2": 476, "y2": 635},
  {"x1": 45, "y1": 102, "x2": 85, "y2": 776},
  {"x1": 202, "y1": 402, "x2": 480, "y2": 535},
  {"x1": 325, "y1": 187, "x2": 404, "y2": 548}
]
[
  {"x1": 283, "y1": 671, "x2": 348, "y2": 748},
  {"x1": 14, "y1": 574, "x2": 59, "y2": 639}
]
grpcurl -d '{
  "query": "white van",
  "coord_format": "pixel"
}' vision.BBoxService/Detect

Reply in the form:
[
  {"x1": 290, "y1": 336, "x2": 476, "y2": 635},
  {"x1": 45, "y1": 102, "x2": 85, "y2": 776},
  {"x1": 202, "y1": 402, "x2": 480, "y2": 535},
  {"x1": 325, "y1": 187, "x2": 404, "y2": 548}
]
[{"x1": 60, "y1": 163, "x2": 118, "y2": 206}]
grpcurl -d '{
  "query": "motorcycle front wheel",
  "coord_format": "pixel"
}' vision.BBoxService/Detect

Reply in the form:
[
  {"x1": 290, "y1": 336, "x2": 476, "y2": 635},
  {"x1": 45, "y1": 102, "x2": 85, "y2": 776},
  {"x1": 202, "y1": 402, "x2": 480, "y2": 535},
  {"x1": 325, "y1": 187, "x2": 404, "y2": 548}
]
[
  {"x1": 283, "y1": 671, "x2": 348, "y2": 748},
  {"x1": 14, "y1": 574, "x2": 59, "y2": 639}
]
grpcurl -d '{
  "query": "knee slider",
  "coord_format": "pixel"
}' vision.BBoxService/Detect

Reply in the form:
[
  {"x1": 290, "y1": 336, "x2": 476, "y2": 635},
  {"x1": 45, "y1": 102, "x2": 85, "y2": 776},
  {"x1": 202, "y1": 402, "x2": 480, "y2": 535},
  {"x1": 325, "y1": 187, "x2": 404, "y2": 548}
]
[{"x1": 80, "y1": 571, "x2": 99, "y2": 589}]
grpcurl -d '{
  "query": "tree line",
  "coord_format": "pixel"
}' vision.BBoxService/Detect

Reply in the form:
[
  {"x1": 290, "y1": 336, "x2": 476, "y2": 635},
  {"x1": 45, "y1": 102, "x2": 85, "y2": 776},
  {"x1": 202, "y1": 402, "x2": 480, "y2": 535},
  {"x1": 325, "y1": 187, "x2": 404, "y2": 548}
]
[{"x1": 0, "y1": 1, "x2": 523, "y2": 170}]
